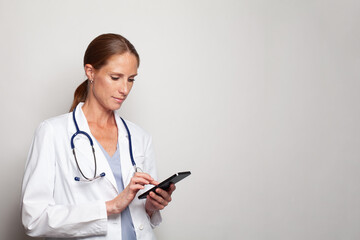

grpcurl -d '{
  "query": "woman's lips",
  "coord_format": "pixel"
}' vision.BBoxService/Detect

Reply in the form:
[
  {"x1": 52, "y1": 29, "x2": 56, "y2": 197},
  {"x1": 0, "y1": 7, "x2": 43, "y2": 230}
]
[{"x1": 113, "y1": 97, "x2": 125, "y2": 103}]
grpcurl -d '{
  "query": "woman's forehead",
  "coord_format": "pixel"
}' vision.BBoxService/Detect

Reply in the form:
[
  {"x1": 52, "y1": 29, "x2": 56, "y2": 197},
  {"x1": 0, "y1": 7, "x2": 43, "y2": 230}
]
[{"x1": 101, "y1": 53, "x2": 138, "y2": 74}]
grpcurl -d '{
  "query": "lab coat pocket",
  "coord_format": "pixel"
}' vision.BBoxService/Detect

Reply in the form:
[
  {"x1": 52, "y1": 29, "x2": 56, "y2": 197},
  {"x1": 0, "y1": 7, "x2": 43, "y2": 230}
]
[{"x1": 70, "y1": 176, "x2": 113, "y2": 203}]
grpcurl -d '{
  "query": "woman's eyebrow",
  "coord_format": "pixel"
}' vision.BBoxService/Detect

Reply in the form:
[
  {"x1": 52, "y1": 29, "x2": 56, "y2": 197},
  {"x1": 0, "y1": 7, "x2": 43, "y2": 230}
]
[
  {"x1": 109, "y1": 72, "x2": 124, "y2": 76},
  {"x1": 109, "y1": 72, "x2": 137, "y2": 77}
]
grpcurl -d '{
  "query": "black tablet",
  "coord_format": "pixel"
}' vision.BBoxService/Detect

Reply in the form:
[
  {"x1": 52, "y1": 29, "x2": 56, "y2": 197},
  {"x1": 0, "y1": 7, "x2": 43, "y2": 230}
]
[{"x1": 138, "y1": 171, "x2": 191, "y2": 199}]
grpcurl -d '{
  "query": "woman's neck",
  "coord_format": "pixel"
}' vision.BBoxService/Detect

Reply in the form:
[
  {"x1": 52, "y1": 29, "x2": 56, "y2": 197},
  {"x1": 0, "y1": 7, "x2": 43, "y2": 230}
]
[{"x1": 82, "y1": 99, "x2": 115, "y2": 128}]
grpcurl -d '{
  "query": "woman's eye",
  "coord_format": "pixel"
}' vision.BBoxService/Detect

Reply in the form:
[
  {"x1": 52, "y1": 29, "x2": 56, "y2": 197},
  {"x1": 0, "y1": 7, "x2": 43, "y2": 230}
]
[
  {"x1": 128, "y1": 78, "x2": 135, "y2": 82},
  {"x1": 111, "y1": 76, "x2": 120, "y2": 80}
]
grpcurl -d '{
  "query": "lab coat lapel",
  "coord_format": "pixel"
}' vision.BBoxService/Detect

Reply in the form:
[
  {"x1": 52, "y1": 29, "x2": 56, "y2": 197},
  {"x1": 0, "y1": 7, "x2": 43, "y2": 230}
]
[
  {"x1": 68, "y1": 103, "x2": 118, "y2": 192},
  {"x1": 115, "y1": 115, "x2": 134, "y2": 187}
]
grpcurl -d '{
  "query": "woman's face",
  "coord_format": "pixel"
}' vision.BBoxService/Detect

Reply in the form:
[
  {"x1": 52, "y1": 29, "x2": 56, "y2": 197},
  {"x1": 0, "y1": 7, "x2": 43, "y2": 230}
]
[{"x1": 86, "y1": 52, "x2": 138, "y2": 111}]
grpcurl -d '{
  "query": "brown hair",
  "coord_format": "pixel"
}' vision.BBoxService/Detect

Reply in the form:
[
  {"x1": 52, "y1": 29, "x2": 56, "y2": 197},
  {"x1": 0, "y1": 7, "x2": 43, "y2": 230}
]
[{"x1": 69, "y1": 33, "x2": 140, "y2": 112}]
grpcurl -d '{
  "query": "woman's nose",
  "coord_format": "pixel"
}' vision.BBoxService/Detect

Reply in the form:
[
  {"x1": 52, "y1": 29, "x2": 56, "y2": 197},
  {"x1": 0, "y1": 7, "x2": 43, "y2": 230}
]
[{"x1": 118, "y1": 80, "x2": 130, "y2": 95}]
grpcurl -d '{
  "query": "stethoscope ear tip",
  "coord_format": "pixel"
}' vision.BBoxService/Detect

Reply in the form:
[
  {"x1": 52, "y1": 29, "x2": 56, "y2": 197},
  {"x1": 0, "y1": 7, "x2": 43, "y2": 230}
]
[
  {"x1": 100, "y1": 172, "x2": 106, "y2": 177},
  {"x1": 74, "y1": 177, "x2": 80, "y2": 181}
]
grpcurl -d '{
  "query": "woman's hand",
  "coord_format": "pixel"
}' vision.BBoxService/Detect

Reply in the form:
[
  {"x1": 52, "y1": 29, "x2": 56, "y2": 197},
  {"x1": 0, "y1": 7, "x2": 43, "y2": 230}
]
[
  {"x1": 145, "y1": 183, "x2": 176, "y2": 218},
  {"x1": 106, "y1": 172, "x2": 158, "y2": 216}
]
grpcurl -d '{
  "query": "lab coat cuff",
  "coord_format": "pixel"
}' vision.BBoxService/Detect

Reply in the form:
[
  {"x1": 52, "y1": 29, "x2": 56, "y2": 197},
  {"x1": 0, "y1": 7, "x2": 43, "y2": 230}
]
[
  {"x1": 149, "y1": 210, "x2": 162, "y2": 228},
  {"x1": 94, "y1": 201, "x2": 108, "y2": 234}
]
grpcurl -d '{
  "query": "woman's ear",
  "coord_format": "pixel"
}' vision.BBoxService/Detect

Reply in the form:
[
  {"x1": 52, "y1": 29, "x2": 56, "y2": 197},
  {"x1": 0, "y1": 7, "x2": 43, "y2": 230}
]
[{"x1": 84, "y1": 64, "x2": 95, "y2": 80}]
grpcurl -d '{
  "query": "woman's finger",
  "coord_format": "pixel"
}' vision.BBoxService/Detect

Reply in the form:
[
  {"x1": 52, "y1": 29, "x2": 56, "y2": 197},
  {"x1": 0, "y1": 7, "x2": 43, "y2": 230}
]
[
  {"x1": 131, "y1": 176, "x2": 150, "y2": 186},
  {"x1": 154, "y1": 184, "x2": 176, "y2": 201},
  {"x1": 167, "y1": 184, "x2": 176, "y2": 195},
  {"x1": 153, "y1": 189, "x2": 170, "y2": 202},
  {"x1": 133, "y1": 172, "x2": 154, "y2": 182},
  {"x1": 147, "y1": 192, "x2": 168, "y2": 208}
]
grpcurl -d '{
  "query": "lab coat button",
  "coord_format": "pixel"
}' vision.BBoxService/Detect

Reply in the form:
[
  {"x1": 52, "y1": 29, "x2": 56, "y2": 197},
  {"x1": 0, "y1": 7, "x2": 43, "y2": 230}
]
[{"x1": 139, "y1": 224, "x2": 144, "y2": 230}]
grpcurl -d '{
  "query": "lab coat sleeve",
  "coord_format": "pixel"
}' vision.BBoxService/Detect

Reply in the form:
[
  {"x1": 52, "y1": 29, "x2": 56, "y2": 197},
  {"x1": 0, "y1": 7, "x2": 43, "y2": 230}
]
[
  {"x1": 144, "y1": 136, "x2": 162, "y2": 228},
  {"x1": 21, "y1": 121, "x2": 108, "y2": 238}
]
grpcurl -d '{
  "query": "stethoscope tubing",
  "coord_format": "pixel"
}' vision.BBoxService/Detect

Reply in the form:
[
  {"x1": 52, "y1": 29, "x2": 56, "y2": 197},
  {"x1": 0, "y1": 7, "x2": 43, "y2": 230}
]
[
  {"x1": 119, "y1": 117, "x2": 136, "y2": 168},
  {"x1": 71, "y1": 105, "x2": 139, "y2": 181}
]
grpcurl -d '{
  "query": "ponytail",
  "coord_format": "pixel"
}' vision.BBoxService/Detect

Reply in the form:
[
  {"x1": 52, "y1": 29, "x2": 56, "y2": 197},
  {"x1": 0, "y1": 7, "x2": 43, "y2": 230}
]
[{"x1": 69, "y1": 80, "x2": 88, "y2": 112}]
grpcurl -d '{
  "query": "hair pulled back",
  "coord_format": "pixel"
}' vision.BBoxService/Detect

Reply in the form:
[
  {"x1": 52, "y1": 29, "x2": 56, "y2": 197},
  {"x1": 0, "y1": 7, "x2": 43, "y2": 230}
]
[{"x1": 69, "y1": 33, "x2": 140, "y2": 112}]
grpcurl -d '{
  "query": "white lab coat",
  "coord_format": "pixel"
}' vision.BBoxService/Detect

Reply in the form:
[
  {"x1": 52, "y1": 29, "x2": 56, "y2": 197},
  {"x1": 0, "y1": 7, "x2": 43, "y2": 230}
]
[{"x1": 21, "y1": 102, "x2": 162, "y2": 239}]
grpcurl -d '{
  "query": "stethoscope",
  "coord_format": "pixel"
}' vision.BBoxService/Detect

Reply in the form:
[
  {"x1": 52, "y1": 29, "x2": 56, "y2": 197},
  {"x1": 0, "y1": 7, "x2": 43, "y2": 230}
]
[{"x1": 70, "y1": 105, "x2": 142, "y2": 182}]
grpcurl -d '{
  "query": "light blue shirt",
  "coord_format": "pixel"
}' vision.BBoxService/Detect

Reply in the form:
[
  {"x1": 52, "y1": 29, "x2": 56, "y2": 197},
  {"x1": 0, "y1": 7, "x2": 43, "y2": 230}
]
[{"x1": 96, "y1": 140, "x2": 137, "y2": 240}]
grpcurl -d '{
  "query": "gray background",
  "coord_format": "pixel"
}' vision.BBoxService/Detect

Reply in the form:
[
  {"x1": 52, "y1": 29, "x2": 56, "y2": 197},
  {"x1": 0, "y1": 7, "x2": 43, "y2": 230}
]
[{"x1": 1, "y1": 0, "x2": 359, "y2": 239}]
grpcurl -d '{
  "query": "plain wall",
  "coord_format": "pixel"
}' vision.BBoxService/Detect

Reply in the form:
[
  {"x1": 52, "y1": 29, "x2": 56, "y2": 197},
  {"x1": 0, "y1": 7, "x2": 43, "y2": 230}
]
[{"x1": 0, "y1": 0, "x2": 359, "y2": 239}]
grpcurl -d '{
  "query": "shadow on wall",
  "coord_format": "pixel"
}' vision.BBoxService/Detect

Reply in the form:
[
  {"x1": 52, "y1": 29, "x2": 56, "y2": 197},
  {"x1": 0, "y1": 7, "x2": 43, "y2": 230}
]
[
  {"x1": 2, "y1": 156, "x2": 33, "y2": 240},
  {"x1": 4, "y1": 193, "x2": 31, "y2": 239}
]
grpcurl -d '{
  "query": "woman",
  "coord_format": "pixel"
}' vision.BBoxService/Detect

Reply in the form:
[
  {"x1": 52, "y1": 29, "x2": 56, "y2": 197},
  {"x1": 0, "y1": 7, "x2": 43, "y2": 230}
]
[{"x1": 21, "y1": 33, "x2": 175, "y2": 240}]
